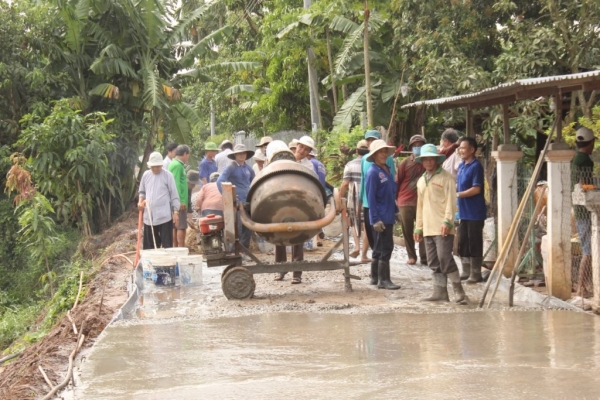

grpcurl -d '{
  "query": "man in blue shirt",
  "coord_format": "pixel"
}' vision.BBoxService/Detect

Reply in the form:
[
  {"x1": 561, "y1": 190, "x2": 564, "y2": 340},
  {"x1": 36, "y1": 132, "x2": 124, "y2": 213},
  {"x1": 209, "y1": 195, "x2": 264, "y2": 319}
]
[
  {"x1": 217, "y1": 144, "x2": 256, "y2": 250},
  {"x1": 198, "y1": 142, "x2": 219, "y2": 184},
  {"x1": 456, "y1": 136, "x2": 487, "y2": 284},
  {"x1": 359, "y1": 129, "x2": 396, "y2": 277},
  {"x1": 365, "y1": 139, "x2": 401, "y2": 290}
]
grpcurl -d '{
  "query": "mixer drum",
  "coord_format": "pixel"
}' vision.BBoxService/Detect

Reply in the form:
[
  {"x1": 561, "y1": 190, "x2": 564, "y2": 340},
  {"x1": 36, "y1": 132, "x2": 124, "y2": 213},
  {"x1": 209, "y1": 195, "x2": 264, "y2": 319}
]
[{"x1": 246, "y1": 160, "x2": 327, "y2": 246}]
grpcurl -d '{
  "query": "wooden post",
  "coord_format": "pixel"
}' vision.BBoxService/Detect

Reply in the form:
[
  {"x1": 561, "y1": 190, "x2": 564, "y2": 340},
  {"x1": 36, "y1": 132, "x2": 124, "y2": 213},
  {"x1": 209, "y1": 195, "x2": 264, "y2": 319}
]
[{"x1": 502, "y1": 103, "x2": 510, "y2": 144}]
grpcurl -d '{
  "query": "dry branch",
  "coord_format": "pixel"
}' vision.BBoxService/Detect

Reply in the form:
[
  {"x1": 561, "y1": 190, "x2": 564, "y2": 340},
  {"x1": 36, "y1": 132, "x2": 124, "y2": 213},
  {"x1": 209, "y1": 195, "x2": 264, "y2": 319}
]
[{"x1": 38, "y1": 365, "x2": 54, "y2": 390}]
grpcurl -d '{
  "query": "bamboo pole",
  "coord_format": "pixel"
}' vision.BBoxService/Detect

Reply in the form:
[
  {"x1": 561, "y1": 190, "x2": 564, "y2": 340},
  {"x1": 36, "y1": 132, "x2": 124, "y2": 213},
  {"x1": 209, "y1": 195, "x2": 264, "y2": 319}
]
[{"x1": 479, "y1": 119, "x2": 557, "y2": 308}]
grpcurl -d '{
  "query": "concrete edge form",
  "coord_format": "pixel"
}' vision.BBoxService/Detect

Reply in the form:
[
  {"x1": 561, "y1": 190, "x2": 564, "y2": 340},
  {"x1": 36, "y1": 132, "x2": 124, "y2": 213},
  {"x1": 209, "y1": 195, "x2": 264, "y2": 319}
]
[
  {"x1": 111, "y1": 264, "x2": 144, "y2": 323},
  {"x1": 503, "y1": 277, "x2": 582, "y2": 311}
]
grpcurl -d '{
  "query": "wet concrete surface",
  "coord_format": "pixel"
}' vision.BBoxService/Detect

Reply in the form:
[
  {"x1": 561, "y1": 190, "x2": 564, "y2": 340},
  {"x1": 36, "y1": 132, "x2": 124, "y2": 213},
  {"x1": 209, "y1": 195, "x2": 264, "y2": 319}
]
[{"x1": 74, "y1": 310, "x2": 600, "y2": 399}]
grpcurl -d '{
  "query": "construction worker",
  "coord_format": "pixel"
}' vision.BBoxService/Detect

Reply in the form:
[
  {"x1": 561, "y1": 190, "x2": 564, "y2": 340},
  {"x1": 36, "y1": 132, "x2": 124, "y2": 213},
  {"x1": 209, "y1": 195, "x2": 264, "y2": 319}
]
[
  {"x1": 414, "y1": 144, "x2": 467, "y2": 304},
  {"x1": 365, "y1": 139, "x2": 402, "y2": 290}
]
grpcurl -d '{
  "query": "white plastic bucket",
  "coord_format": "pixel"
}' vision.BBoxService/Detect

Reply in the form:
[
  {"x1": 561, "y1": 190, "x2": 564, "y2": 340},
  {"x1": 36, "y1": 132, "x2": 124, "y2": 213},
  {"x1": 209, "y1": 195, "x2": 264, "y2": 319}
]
[
  {"x1": 163, "y1": 247, "x2": 189, "y2": 258},
  {"x1": 177, "y1": 255, "x2": 203, "y2": 285},
  {"x1": 140, "y1": 249, "x2": 177, "y2": 278}
]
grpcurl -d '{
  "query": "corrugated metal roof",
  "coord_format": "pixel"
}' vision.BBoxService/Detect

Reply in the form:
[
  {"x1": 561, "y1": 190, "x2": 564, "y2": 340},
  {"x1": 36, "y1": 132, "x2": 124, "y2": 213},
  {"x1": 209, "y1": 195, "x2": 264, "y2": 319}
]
[{"x1": 401, "y1": 70, "x2": 600, "y2": 110}]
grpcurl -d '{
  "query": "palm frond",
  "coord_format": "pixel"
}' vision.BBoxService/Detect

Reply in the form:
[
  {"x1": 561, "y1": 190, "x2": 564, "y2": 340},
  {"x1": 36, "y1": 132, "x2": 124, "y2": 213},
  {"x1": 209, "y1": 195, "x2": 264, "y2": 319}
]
[
  {"x1": 333, "y1": 86, "x2": 365, "y2": 128},
  {"x1": 90, "y1": 83, "x2": 120, "y2": 99},
  {"x1": 90, "y1": 56, "x2": 139, "y2": 79},
  {"x1": 141, "y1": 55, "x2": 166, "y2": 110},
  {"x1": 197, "y1": 62, "x2": 262, "y2": 73},
  {"x1": 166, "y1": 4, "x2": 209, "y2": 45},
  {"x1": 277, "y1": 21, "x2": 300, "y2": 39},
  {"x1": 329, "y1": 15, "x2": 359, "y2": 34},
  {"x1": 334, "y1": 23, "x2": 364, "y2": 76},
  {"x1": 172, "y1": 69, "x2": 215, "y2": 84},
  {"x1": 179, "y1": 25, "x2": 233, "y2": 68}
]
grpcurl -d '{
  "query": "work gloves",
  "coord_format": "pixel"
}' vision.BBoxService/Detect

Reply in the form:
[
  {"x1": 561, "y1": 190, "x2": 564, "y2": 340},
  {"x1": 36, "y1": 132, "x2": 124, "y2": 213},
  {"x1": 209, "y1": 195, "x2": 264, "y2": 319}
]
[{"x1": 373, "y1": 221, "x2": 385, "y2": 232}]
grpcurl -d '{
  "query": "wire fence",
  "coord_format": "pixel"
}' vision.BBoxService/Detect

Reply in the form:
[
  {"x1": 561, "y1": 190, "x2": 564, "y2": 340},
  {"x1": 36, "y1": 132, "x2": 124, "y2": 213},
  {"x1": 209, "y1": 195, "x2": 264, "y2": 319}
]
[
  {"x1": 570, "y1": 167, "x2": 595, "y2": 302},
  {"x1": 515, "y1": 162, "x2": 545, "y2": 281}
]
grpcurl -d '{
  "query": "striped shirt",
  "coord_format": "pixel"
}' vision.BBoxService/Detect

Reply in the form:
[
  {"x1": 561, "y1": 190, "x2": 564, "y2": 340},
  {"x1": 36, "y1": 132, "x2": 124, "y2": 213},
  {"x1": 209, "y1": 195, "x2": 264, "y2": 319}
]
[
  {"x1": 342, "y1": 156, "x2": 363, "y2": 185},
  {"x1": 139, "y1": 169, "x2": 181, "y2": 226}
]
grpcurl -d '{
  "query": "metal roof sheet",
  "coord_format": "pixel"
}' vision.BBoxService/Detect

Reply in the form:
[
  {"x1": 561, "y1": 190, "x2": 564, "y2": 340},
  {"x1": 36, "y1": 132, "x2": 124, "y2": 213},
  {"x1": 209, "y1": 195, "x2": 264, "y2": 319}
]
[{"x1": 401, "y1": 70, "x2": 600, "y2": 110}]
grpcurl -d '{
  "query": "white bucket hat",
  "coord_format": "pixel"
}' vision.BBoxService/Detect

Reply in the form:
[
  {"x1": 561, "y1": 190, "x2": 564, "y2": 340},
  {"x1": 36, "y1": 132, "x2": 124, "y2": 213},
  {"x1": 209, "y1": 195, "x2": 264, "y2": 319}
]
[
  {"x1": 147, "y1": 151, "x2": 163, "y2": 167},
  {"x1": 297, "y1": 135, "x2": 315, "y2": 151},
  {"x1": 266, "y1": 140, "x2": 294, "y2": 163},
  {"x1": 254, "y1": 149, "x2": 266, "y2": 162},
  {"x1": 365, "y1": 140, "x2": 395, "y2": 162},
  {"x1": 255, "y1": 136, "x2": 273, "y2": 147}
]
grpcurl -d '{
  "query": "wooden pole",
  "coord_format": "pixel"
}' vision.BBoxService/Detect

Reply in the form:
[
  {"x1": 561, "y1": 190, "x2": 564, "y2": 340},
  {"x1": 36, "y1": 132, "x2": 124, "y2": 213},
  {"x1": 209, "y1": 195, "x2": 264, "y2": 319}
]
[{"x1": 502, "y1": 103, "x2": 510, "y2": 144}]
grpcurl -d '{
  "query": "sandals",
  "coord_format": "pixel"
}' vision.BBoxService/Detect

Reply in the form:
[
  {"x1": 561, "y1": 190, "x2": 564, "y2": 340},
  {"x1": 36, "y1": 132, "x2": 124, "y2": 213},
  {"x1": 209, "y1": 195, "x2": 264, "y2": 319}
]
[
  {"x1": 274, "y1": 273, "x2": 284, "y2": 281},
  {"x1": 291, "y1": 277, "x2": 302, "y2": 284}
]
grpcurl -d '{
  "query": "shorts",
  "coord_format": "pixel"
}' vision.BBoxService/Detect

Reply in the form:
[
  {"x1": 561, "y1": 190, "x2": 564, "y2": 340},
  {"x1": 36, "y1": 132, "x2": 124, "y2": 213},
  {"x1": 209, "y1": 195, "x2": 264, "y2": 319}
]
[{"x1": 175, "y1": 210, "x2": 188, "y2": 230}]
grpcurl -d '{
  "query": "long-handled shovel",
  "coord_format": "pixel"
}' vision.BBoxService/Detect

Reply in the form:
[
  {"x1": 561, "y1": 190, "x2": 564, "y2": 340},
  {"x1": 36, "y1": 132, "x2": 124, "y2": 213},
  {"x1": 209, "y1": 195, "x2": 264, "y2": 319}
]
[{"x1": 133, "y1": 208, "x2": 143, "y2": 268}]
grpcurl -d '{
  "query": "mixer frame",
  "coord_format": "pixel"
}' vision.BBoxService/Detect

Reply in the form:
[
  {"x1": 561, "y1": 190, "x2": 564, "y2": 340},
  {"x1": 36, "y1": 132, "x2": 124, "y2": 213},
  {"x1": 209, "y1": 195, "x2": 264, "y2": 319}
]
[{"x1": 206, "y1": 183, "x2": 361, "y2": 300}]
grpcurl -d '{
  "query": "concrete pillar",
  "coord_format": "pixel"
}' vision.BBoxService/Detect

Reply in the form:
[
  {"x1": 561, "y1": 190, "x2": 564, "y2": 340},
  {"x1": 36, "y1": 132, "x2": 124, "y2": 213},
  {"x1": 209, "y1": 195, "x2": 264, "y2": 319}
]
[
  {"x1": 544, "y1": 143, "x2": 575, "y2": 300},
  {"x1": 491, "y1": 144, "x2": 522, "y2": 277}
]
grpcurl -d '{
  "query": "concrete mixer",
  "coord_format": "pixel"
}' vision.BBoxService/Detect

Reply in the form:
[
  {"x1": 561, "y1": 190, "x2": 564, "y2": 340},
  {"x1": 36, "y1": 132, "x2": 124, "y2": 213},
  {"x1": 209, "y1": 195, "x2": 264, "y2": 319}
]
[{"x1": 200, "y1": 159, "x2": 359, "y2": 300}]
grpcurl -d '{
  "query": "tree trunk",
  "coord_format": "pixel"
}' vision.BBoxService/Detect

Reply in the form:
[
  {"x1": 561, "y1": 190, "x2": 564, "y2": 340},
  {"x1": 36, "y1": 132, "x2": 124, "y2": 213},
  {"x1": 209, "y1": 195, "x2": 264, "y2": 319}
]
[
  {"x1": 325, "y1": 27, "x2": 338, "y2": 115},
  {"x1": 363, "y1": 0, "x2": 373, "y2": 127}
]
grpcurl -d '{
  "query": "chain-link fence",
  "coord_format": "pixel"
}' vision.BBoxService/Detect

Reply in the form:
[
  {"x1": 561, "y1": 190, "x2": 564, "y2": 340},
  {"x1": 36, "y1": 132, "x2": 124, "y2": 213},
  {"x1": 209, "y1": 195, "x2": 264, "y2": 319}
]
[
  {"x1": 570, "y1": 167, "x2": 594, "y2": 303},
  {"x1": 515, "y1": 162, "x2": 545, "y2": 281}
]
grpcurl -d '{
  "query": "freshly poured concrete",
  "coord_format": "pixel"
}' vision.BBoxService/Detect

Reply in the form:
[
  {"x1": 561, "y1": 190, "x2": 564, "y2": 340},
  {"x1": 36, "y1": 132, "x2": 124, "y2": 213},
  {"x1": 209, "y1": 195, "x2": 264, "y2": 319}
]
[{"x1": 75, "y1": 311, "x2": 600, "y2": 399}]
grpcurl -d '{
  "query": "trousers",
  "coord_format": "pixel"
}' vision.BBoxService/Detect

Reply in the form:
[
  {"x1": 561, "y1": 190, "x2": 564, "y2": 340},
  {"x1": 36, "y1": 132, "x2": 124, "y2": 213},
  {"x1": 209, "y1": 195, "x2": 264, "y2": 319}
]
[
  {"x1": 424, "y1": 235, "x2": 458, "y2": 275},
  {"x1": 363, "y1": 207, "x2": 374, "y2": 249},
  {"x1": 275, "y1": 244, "x2": 304, "y2": 278},
  {"x1": 457, "y1": 219, "x2": 484, "y2": 257},
  {"x1": 143, "y1": 220, "x2": 173, "y2": 250},
  {"x1": 372, "y1": 223, "x2": 394, "y2": 262},
  {"x1": 398, "y1": 205, "x2": 427, "y2": 262}
]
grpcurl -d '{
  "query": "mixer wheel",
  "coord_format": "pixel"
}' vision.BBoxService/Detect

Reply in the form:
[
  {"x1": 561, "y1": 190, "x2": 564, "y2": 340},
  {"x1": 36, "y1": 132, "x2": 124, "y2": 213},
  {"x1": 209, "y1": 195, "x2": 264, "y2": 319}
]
[
  {"x1": 221, "y1": 264, "x2": 237, "y2": 282},
  {"x1": 222, "y1": 267, "x2": 255, "y2": 300}
]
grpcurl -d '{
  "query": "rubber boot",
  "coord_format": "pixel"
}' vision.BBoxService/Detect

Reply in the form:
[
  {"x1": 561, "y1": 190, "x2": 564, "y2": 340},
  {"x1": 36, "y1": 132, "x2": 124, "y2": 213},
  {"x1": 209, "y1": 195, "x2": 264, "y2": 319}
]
[
  {"x1": 370, "y1": 259, "x2": 379, "y2": 285},
  {"x1": 460, "y1": 257, "x2": 471, "y2": 281},
  {"x1": 377, "y1": 261, "x2": 401, "y2": 290},
  {"x1": 423, "y1": 273, "x2": 449, "y2": 301},
  {"x1": 466, "y1": 257, "x2": 483, "y2": 284},
  {"x1": 448, "y1": 271, "x2": 468, "y2": 304}
]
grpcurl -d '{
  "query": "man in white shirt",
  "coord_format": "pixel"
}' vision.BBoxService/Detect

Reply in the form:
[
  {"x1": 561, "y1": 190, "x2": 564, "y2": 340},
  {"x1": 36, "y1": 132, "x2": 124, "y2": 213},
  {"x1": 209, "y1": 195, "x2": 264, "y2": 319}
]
[
  {"x1": 215, "y1": 140, "x2": 234, "y2": 173},
  {"x1": 163, "y1": 142, "x2": 178, "y2": 169}
]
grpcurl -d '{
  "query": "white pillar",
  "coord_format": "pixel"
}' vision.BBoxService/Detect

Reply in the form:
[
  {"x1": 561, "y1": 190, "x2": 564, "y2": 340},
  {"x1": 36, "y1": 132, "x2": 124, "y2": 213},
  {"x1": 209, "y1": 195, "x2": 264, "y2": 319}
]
[
  {"x1": 545, "y1": 144, "x2": 575, "y2": 300},
  {"x1": 491, "y1": 145, "x2": 522, "y2": 277}
]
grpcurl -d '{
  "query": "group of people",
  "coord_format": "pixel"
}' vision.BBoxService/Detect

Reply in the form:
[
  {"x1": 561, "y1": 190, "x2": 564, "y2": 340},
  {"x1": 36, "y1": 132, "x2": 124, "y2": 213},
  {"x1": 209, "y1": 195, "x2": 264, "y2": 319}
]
[
  {"x1": 138, "y1": 126, "x2": 491, "y2": 302},
  {"x1": 137, "y1": 135, "x2": 328, "y2": 268},
  {"x1": 339, "y1": 128, "x2": 486, "y2": 303}
]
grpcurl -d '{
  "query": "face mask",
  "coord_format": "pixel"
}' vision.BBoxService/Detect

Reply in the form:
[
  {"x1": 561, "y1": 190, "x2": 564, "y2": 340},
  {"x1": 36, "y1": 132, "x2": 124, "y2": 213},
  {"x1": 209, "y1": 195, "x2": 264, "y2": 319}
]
[{"x1": 412, "y1": 147, "x2": 421, "y2": 156}]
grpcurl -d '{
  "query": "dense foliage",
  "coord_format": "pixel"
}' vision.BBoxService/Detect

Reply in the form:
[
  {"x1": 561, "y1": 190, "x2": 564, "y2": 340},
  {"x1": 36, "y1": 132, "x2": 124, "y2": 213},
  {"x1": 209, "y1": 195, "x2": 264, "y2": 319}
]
[{"x1": 1, "y1": 0, "x2": 600, "y2": 351}]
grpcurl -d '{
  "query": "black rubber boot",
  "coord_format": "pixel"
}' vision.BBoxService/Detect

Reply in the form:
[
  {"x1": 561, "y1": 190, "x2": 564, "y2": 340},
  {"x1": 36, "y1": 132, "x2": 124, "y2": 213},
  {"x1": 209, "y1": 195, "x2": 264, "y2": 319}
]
[
  {"x1": 448, "y1": 271, "x2": 468, "y2": 304},
  {"x1": 467, "y1": 257, "x2": 483, "y2": 284},
  {"x1": 377, "y1": 261, "x2": 401, "y2": 290},
  {"x1": 370, "y1": 259, "x2": 379, "y2": 285},
  {"x1": 460, "y1": 257, "x2": 471, "y2": 281},
  {"x1": 423, "y1": 273, "x2": 449, "y2": 301}
]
